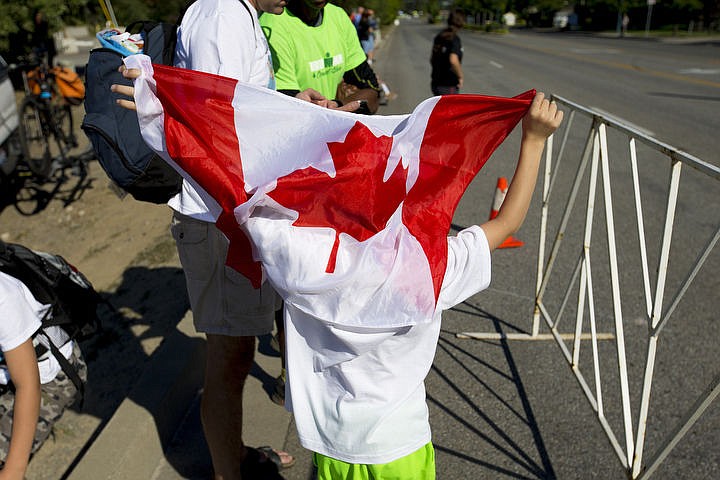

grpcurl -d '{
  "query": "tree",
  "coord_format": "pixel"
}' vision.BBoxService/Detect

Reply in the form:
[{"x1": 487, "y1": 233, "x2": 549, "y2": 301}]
[
  {"x1": 0, "y1": 0, "x2": 90, "y2": 56},
  {"x1": 0, "y1": 0, "x2": 199, "y2": 58},
  {"x1": 334, "y1": 0, "x2": 404, "y2": 24}
]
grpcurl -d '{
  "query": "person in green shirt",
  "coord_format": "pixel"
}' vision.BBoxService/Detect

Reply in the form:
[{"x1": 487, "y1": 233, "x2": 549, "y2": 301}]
[
  {"x1": 260, "y1": 0, "x2": 381, "y2": 114},
  {"x1": 260, "y1": 0, "x2": 383, "y2": 412}
]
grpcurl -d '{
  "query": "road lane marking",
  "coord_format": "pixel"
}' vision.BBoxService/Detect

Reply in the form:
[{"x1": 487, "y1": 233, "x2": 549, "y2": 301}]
[
  {"x1": 570, "y1": 48, "x2": 621, "y2": 54},
  {"x1": 678, "y1": 68, "x2": 720, "y2": 75},
  {"x1": 489, "y1": 61, "x2": 503, "y2": 69}
]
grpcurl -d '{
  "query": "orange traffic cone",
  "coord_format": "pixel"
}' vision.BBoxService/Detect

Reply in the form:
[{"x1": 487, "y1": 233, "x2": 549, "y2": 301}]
[{"x1": 489, "y1": 177, "x2": 524, "y2": 249}]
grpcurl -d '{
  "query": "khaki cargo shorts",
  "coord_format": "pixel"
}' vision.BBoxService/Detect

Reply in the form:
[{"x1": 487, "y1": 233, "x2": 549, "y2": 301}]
[{"x1": 171, "y1": 212, "x2": 280, "y2": 337}]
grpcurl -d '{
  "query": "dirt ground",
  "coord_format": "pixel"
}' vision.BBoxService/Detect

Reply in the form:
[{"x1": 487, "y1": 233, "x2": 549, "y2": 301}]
[{"x1": 0, "y1": 107, "x2": 192, "y2": 479}]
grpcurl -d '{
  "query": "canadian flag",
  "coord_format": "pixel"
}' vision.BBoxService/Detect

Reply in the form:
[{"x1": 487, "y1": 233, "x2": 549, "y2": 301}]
[{"x1": 126, "y1": 55, "x2": 533, "y2": 328}]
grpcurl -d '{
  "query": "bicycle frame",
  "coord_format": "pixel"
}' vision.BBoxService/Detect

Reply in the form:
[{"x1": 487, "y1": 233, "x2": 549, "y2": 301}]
[{"x1": 17, "y1": 57, "x2": 78, "y2": 180}]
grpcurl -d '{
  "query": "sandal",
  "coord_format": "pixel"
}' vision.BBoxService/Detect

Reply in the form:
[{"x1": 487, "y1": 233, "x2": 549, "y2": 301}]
[
  {"x1": 241, "y1": 446, "x2": 292, "y2": 479},
  {"x1": 257, "y1": 445, "x2": 296, "y2": 469},
  {"x1": 240, "y1": 447, "x2": 283, "y2": 480}
]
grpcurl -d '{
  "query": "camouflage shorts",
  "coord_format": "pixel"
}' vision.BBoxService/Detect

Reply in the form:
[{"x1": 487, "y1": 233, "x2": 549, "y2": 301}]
[{"x1": 0, "y1": 343, "x2": 87, "y2": 460}]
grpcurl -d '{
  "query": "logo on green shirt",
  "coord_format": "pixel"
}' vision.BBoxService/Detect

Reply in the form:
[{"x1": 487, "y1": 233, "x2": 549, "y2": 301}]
[{"x1": 309, "y1": 52, "x2": 344, "y2": 80}]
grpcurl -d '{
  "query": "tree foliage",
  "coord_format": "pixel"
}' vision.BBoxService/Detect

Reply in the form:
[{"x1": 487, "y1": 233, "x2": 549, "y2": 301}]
[
  {"x1": 1, "y1": 0, "x2": 716, "y2": 56},
  {"x1": 105, "y1": 0, "x2": 191, "y2": 25},
  {"x1": 1, "y1": 0, "x2": 203, "y2": 56},
  {"x1": 1, "y1": 0, "x2": 86, "y2": 48},
  {"x1": 333, "y1": 0, "x2": 404, "y2": 24}
]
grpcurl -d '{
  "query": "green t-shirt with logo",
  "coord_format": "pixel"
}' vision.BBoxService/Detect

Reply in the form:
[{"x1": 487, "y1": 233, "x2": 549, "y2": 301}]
[{"x1": 260, "y1": 4, "x2": 367, "y2": 99}]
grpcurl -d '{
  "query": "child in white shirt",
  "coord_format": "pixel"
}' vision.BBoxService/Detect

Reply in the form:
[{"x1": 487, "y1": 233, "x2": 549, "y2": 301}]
[{"x1": 0, "y1": 272, "x2": 86, "y2": 479}]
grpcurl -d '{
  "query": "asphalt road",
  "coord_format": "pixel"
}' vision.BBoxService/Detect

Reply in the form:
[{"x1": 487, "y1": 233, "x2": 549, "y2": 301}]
[
  {"x1": 379, "y1": 20, "x2": 720, "y2": 163},
  {"x1": 371, "y1": 19, "x2": 719, "y2": 479}
]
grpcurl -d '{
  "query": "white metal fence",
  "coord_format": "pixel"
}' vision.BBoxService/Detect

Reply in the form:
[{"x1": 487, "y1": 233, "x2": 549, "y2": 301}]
[{"x1": 459, "y1": 95, "x2": 719, "y2": 479}]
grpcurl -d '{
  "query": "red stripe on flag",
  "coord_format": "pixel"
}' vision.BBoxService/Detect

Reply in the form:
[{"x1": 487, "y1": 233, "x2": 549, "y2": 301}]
[
  {"x1": 153, "y1": 64, "x2": 264, "y2": 286},
  {"x1": 404, "y1": 90, "x2": 535, "y2": 300}
]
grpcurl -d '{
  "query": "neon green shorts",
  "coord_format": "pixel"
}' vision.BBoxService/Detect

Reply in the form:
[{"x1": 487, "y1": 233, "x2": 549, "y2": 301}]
[{"x1": 314, "y1": 442, "x2": 436, "y2": 480}]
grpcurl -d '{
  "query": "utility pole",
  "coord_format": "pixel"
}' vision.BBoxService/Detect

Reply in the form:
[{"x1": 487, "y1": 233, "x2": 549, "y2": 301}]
[{"x1": 645, "y1": 0, "x2": 655, "y2": 37}]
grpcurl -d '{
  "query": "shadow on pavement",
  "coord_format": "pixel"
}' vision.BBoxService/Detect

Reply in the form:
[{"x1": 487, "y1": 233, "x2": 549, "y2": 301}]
[
  {"x1": 59, "y1": 265, "x2": 194, "y2": 478},
  {"x1": 432, "y1": 303, "x2": 557, "y2": 479}
]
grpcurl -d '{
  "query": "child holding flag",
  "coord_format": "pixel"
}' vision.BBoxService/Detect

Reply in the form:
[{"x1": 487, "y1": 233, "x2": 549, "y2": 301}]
[
  {"x1": 114, "y1": 58, "x2": 561, "y2": 477},
  {"x1": 280, "y1": 93, "x2": 563, "y2": 478}
]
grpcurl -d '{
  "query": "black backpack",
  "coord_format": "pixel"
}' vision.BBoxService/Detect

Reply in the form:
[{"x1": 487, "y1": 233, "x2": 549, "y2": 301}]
[
  {"x1": 0, "y1": 240, "x2": 104, "y2": 398},
  {"x1": 431, "y1": 31, "x2": 454, "y2": 69},
  {"x1": 81, "y1": 1, "x2": 252, "y2": 204},
  {"x1": 81, "y1": 20, "x2": 183, "y2": 204}
]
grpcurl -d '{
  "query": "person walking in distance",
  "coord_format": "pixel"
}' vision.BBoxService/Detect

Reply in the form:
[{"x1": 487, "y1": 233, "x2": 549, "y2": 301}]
[
  {"x1": 430, "y1": 8, "x2": 465, "y2": 95},
  {"x1": 357, "y1": 9, "x2": 376, "y2": 65},
  {"x1": 30, "y1": 11, "x2": 56, "y2": 67}
]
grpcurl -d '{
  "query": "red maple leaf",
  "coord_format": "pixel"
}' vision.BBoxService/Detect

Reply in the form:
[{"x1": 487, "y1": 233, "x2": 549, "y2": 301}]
[{"x1": 267, "y1": 121, "x2": 407, "y2": 273}]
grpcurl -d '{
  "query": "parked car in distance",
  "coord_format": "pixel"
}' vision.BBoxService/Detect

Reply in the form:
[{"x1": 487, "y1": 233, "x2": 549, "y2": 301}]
[
  {"x1": 553, "y1": 10, "x2": 579, "y2": 30},
  {"x1": 0, "y1": 54, "x2": 21, "y2": 178}
]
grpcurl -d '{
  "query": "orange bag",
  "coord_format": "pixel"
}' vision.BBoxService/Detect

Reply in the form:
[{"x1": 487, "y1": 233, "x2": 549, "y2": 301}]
[
  {"x1": 52, "y1": 66, "x2": 85, "y2": 105},
  {"x1": 25, "y1": 68, "x2": 43, "y2": 96}
]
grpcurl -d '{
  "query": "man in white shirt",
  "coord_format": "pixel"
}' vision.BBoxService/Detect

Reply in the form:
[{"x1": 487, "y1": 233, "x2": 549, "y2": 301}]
[
  {"x1": 113, "y1": 1, "x2": 363, "y2": 476},
  {"x1": 168, "y1": 1, "x2": 292, "y2": 478}
]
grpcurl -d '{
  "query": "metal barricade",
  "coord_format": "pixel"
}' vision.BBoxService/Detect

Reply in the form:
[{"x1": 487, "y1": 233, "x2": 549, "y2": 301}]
[{"x1": 459, "y1": 95, "x2": 719, "y2": 479}]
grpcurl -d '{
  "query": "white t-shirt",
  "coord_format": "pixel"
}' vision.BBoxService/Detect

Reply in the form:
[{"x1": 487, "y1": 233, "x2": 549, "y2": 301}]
[
  {"x1": 284, "y1": 226, "x2": 492, "y2": 464},
  {"x1": 169, "y1": 0, "x2": 275, "y2": 220},
  {"x1": 0, "y1": 272, "x2": 73, "y2": 385}
]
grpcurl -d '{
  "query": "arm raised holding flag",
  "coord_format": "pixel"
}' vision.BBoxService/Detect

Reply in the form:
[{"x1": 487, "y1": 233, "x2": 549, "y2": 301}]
[{"x1": 481, "y1": 92, "x2": 563, "y2": 251}]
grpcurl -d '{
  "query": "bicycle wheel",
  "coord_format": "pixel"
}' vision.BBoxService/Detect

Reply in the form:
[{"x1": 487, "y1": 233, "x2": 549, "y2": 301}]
[
  {"x1": 53, "y1": 103, "x2": 77, "y2": 150},
  {"x1": 18, "y1": 97, "x2": 52, "y2": 178},
  {"x1": 44, "y1": 102, "x2": 79, "y2": 173}
]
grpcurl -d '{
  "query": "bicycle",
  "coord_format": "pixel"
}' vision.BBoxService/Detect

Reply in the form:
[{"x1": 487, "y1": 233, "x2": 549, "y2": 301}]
[
  {"x1": 8, "y1": 52, "x2": 93, "y2": 215},
  {"x1": 15, "y1": 52, "x2": 83, "y2": 180}
]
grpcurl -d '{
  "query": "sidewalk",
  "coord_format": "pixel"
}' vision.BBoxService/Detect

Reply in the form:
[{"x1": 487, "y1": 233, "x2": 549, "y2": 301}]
[
  {"x1": 592, "y1": 30, "x2": 720, "y2": 44},
  {"x1": 65, "y1": 310, "x2": 312, "y2": 479}
]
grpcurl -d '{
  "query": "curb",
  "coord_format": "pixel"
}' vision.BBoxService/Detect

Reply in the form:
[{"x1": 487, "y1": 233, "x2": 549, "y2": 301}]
[{"x1": 66, "y1": 311, "x2": 206, "y2": 480}]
